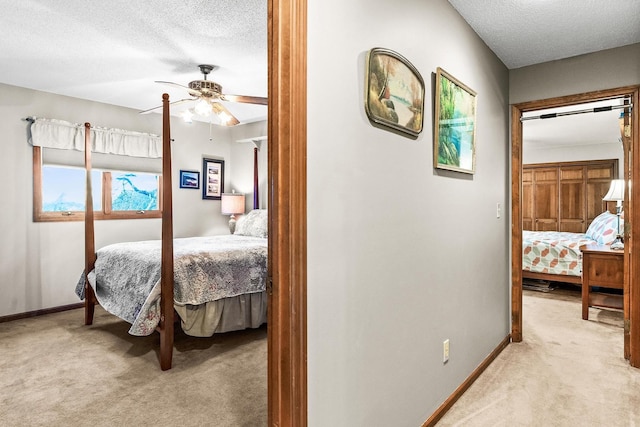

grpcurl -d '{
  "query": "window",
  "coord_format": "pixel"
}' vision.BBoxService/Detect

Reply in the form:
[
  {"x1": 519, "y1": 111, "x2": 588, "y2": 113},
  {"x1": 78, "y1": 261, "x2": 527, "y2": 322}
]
[{"x1": 33, "y1": 147, "x2": 162, "y2": 222}]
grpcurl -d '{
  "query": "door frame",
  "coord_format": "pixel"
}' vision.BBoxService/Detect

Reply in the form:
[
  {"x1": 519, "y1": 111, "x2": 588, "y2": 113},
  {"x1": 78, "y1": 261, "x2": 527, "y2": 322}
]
[
  {"x1": 267, "y1": 0, "x2": 308, "y2": 425},
  {"x1": 511, "y1": 86, "x2": 640, "y2": 366}
]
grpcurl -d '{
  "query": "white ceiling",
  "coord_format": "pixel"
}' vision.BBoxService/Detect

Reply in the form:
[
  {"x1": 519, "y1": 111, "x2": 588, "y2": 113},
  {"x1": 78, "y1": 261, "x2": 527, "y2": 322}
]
[
  {"x1": 0, "y1": 0, "x2": 636, "y2": 141},
  {"x1": 447, "y1": 0, "x2": 639, "y2": 149},
  {"x1": 0, "y1": 0, "x2": 268, "y2": 125},
  {"x1": 446, "y1": 0, "x2": 640, "y2": 69}
]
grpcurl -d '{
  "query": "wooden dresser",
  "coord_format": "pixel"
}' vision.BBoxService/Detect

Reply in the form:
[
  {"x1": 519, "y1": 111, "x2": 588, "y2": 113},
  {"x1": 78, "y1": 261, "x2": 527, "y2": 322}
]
[{"x1": 580, "y1": 243, "x2": 624, "y2": 320}]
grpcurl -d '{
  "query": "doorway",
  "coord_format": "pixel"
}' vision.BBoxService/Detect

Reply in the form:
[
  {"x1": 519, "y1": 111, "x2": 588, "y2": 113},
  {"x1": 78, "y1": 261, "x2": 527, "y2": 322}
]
[
  {"x1": 267, "y1": 0, "x2": 308, "y2": 425},
  {"x1": 510, "y1": 86, "x2": 640, "y2": 365}
]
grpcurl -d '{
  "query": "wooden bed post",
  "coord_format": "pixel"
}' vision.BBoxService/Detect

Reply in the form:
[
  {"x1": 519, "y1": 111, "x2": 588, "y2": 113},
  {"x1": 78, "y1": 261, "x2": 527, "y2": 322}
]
[
  {"x1": 84, "y1": 122, "x2": 97, "y2": 325},
  {"x1": 159, "y1": 93, "x2": 175, "y2": 371},
  {"x1": 254, "y1": 146, "x2": 259, "y2": 209}
]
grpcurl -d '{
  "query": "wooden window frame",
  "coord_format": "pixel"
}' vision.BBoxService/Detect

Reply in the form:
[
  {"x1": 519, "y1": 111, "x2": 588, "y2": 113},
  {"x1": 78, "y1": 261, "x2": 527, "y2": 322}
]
[{"x1": 33, "y1": 146, "x2": 162, "y2": 222}]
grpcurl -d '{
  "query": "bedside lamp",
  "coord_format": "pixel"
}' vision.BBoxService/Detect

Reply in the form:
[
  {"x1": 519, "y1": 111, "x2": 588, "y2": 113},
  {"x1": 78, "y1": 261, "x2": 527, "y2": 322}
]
[
  {"x1": 221, "y1": 192, "x2": 245, "y2": 234},
  {"x1": 603, "y1": 179, "x2": 625, "y2": 250}
]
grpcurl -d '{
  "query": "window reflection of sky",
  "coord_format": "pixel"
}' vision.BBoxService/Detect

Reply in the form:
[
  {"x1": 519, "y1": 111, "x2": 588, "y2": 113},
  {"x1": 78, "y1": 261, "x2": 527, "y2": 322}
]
[
  {"x1": 42, "y1": 166, "x2": 101, "y2": 210},
  {"x1": 42, "y1": 166, "x2": 159, "y2": 212},
  {"x1": 111, "y1": 172, "x2": 159, "y2": 211}
]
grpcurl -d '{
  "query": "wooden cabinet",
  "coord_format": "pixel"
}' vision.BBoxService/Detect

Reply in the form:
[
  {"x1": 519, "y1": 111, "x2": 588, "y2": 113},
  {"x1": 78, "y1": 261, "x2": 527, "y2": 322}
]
[
  {"x1": 523, "y1": 159, "x2": 617, "y2": 232},
  {"x1": 580, "y1": 244, "x2": 624, "y2": 320}
]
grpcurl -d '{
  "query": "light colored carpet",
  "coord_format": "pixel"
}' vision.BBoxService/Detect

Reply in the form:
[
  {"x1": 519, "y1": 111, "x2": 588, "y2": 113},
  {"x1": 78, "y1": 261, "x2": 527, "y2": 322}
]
[
  {"x1": 0, "y1": 306, "x2": 267, "y2": 427},
  {"x1": 437, "y1": 288, "x2": 640, "y2": 426}
]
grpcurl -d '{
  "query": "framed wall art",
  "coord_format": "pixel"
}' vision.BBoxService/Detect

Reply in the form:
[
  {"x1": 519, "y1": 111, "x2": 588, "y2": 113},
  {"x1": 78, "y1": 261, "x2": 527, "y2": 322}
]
[
  {"x1": 434, "y1": 67, "x2": 477, "y2": 174},
  {"x1": 202, "y1": 158, "x2": 225, "y2": 200},
  {"x1": 179, "y1": 170, "x2": 200, "y2": 189},
  {"x1": 364, "y1": 47, "x2": 425, "y2": 138}
]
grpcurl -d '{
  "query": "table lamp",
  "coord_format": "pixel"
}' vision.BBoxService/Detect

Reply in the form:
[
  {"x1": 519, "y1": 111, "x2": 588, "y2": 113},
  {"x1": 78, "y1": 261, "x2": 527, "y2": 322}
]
[
  {"x1": 221, "y1": 192, "x2": 245, "y2": 234},
  {"x1": 603, "y1": 179, "x2": 625, "y2": 250}
]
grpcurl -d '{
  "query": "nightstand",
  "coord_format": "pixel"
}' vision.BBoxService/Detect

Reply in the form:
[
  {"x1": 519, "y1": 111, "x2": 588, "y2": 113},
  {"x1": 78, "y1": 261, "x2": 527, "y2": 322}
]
[{"x1": 580, "y1": 244, "x2": 624, "y2": 320}]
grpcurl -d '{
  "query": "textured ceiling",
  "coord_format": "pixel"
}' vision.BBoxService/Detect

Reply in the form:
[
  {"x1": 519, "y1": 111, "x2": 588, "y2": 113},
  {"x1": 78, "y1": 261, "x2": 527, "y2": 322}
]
[
  {"x1": 0, "y1": 0, "x2": 267, "y2": 124},
  {"x1": 446, "y1": 0, "x2": 638, "y2": 149},
  {"x1": 0, "y1": 0, "x2": 636, "y2": 140},
  {"x1": 447, "y1": 0, "x2": 640, "y2": 69}
]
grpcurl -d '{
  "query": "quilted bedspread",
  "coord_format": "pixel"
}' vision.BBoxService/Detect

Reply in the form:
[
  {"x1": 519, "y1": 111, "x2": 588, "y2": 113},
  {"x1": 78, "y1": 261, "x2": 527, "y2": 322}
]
[
  {"x1": 522, "y1": 230, "x2": 597, "y2": 277},
  {"x1": 76, "y1": 235, "x2": 267, "y2": 336}
]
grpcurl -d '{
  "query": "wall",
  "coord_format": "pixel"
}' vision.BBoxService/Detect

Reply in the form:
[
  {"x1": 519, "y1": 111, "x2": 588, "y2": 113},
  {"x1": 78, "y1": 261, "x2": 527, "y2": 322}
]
[
  {"x1": 0, "y1": 82, "x2": 263, "y2": 317},
  {"x1": 230, "y1": 121, "x2": 269, "y2": 211},
  {"x1": 510, "y1": 43, "x2": 640, "y2": 104},
  {"x1": 524, "y1": 142, "x2": 624, "y2": 178},
  {"x1": 307, "y1": 0, "x2": 510, "y2": 425}
]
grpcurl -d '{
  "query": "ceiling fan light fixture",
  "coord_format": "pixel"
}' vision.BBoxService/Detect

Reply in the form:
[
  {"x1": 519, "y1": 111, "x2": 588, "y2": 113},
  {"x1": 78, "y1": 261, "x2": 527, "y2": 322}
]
[
  {"x1": 181, "y1": 109, "x2": 194, "y2": 123},
  {"x1": 143, "y1": 64, "x2": 267, "y2": 125},
  {"x1": 194, "y1": 99, "x2": 213, "y2": 116},
  {"x1": 217, "y1": 111, "x2": 234, "y2": 125}
]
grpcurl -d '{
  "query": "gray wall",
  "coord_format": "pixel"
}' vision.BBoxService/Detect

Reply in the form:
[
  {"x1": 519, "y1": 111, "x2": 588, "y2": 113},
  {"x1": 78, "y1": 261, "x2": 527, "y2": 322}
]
[
  {"x1": 0, "y1": 83, "x2": 266, "y2": 317},
  {"x1": 307, "y1": 0, "x2": 510, "y2": 425},
  {"x1": 510, "y1": 43, "x2": 640, "y2": 104},
  {"x1": 230, "y1": 121, "x2": 269, "y2": 211}
]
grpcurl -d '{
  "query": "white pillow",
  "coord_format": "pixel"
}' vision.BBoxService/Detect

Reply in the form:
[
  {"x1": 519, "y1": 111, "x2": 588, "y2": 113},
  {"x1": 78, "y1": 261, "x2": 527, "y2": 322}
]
[
  {"x1": 234, "y1": 209, "x2": 268, "y2": 238},
  {"x1": 585, "y1": 211, "x2": 619, "y2": 245}
]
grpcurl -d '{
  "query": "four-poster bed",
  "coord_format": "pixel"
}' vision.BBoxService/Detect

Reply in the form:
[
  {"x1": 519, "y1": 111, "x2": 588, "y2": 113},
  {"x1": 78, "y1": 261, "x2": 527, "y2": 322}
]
[{"x1": 80, "y1": 94, "x2": 267, "y2": 370}]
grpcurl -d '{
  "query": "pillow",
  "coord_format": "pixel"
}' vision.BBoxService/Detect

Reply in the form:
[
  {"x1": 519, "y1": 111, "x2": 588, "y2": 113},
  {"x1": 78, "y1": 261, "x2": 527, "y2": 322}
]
[
  {"x1": 234, "y1": 209, "x2": 268, "y2": 238},
  {"x1": 585, "y1": 211, "x2": 619, "y2": 245}
]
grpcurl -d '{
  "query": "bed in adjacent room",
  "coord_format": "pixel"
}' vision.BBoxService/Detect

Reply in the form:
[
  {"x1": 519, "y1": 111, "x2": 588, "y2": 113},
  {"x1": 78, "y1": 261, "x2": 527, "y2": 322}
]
[{"x1": 522, "y1": 211, "x2": 620, "y2": 285}]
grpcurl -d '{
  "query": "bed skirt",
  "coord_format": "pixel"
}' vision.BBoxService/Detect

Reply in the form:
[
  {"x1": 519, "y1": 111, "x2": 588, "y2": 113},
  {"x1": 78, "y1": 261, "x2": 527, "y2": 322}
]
[{"x1": 175, "y1": 291, "x2": 267, "y2": 337}]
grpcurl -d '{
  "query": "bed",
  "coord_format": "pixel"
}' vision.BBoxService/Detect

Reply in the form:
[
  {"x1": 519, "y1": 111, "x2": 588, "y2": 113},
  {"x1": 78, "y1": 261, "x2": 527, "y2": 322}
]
[
  {"x1": 78, "y1": 94, "x2": 267, "y2": 370},
  {"x1": 522, "y1": 211, "x2": 620, "y2": 285},
  {"x1": 76, "y1": 212, "x2": 268, "y2": 336}
]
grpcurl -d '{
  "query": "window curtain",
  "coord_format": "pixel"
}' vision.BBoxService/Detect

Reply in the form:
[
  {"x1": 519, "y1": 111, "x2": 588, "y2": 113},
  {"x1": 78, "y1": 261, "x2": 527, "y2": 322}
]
[{"x1": 28, "y1": 117, "x2": 162, "y2": 159}]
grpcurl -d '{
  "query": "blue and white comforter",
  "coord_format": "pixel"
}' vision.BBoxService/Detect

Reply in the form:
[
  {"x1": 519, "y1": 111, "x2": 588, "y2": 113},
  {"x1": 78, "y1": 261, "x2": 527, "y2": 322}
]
[{"x1": 76, "y1": 235, "x2": 267, "y2": 336}]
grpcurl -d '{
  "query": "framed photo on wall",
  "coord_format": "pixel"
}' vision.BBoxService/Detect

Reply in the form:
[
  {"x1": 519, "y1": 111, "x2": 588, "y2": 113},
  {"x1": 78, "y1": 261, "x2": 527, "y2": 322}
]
[
  {"x1": 434, "y1": 67, "x2": 477, "y2": 174},
  {"x1": 202, "y1": 158, "x2": 225, "y2": 200},
  {"x1": 364, "y1": 47, "x2": 425, "y2": 138},
  {"x1": 179, "y1": 170, "x2": 200, "y2": 189}
]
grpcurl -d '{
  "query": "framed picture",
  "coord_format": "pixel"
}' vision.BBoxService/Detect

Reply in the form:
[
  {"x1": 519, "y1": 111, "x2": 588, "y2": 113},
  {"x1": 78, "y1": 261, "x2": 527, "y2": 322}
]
[
  {"x1": 179, "y1": 170, "x2": 200, "y2": 189},
  {"x1": 364, "y1": 47, "x2": 424, "y2": 138},
  {"x1": 434, "y1": 67, "x2": 477, "y2": 174},
  {"x1": 202, "y1": 158, "x2": 225, "y2": 200}
]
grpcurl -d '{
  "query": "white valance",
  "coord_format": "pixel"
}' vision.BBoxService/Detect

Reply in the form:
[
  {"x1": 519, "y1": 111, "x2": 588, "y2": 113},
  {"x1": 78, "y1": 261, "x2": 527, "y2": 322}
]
[{"x1": 28, "y1": 117, "x2": 162, "y2": 159}]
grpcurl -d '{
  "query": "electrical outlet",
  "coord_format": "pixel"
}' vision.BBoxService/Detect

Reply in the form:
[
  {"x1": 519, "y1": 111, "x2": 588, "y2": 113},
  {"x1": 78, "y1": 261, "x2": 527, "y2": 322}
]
[
  {"x1": 443, "y1": 339, "x2": 450, "y2": 363},
  {"x1": 497, "y1": 202, "x2": 501, "y2": 218}
]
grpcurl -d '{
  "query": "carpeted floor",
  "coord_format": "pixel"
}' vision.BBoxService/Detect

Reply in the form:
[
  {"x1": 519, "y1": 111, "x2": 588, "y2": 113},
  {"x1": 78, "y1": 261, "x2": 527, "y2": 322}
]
[
  {"x1": 437, "y1": 288, "x2": 640, "y2": 426},
  {"x1": 0, "y1": 307, "x2": 267, "y2": 427},
  {"x1": 4, "y1": 289, "x2": 640, "y2": 426}
]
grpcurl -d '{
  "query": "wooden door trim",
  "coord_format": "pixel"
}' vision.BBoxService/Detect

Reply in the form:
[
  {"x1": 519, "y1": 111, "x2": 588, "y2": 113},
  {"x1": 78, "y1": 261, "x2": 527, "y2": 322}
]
[
  {"x1": 268, "y1": 0, "x2": 308, "y2": 425},
  {"x1": 511, "y1": 86, "x2": 640, "y2": 366}
]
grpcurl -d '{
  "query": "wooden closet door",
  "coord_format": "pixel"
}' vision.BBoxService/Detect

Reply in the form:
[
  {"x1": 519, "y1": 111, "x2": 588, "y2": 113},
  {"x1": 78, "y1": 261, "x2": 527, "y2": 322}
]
[
  {"x1": 586, "y1": 163, "x2": 616, "y2": 224},
  {"x1": 559, "y1": 166, "x2": 586, "y2": 232},
  {"x1": 533, "y1": 168, "x2": 558, "y2": 231}
]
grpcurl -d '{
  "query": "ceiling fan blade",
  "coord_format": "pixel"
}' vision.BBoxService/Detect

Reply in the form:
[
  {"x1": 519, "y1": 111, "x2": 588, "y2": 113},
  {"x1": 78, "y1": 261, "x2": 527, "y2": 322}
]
[
  {"x1": 211, "y1": 102, "x2": 241, "y2": 126},
  {"x1": 138, "y1": 98, "x2": 196, "y2": 115},
  {"x1": 223, "y1": 94, "x2": 268, "y2": 105},
  {"x1": 155, "y1": 80, "x2": 201, "y2": 97}
]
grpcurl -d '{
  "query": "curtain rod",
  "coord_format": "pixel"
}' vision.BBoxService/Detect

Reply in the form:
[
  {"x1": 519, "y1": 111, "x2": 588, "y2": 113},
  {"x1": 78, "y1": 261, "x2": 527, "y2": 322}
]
[{"x1": 521, "y1": 103, "x2": 633, "y2": 122}]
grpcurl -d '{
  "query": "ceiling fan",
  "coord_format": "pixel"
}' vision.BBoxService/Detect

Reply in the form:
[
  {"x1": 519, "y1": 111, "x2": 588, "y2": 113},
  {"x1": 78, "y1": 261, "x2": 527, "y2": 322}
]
[{"x1": 140, "y1": 64, "x2": 268, "y2": 126}]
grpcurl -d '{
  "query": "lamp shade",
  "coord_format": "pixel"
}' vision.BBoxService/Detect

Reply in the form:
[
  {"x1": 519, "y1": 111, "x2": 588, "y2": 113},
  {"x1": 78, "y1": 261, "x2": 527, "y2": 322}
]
[
  {"x1": 221, "y1": 193, "x2": 245, "y2": 215},
  {"x1": 603, "y1": 179, "x2": 625, "y2": 202}
]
